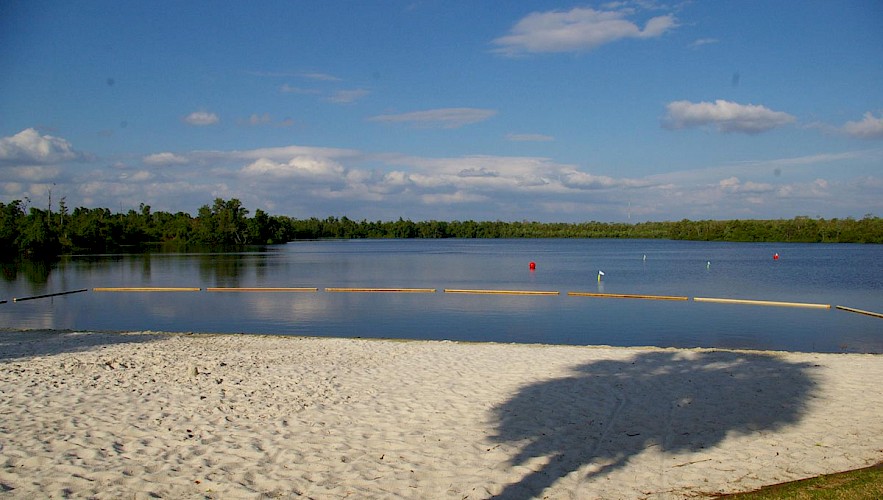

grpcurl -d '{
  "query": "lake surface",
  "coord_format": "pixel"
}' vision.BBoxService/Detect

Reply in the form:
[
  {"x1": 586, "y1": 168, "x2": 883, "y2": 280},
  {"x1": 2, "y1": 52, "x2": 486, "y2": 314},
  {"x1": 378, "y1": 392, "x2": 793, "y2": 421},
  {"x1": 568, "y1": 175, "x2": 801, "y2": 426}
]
[{"x1": 2, "y1": 239, "x2": 882, "y2": 353}]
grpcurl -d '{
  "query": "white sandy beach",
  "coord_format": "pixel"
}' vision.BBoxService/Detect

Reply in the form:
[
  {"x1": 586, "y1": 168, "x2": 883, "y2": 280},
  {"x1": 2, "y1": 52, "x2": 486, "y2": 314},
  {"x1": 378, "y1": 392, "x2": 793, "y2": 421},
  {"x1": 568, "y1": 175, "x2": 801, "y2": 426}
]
[{"x1": 1, "y1": 330, "x2": 882, "y2": 499}]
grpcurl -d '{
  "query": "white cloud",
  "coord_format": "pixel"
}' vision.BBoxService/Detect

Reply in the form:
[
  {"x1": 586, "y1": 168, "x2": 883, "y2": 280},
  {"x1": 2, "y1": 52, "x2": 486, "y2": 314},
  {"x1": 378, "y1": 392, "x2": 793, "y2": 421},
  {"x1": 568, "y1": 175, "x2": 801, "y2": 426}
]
[
  {"x1": 3, "y1": 166, "x2": 62, "y2": 181},
  {"x1": 79, "y1": 179, "x2": 150, "y2": 201},
  {"x1": 24, "y1": 182, "x2": 56, "y2": 199},
  {"x1": 646, "y1": 149, "x2": 882, "y2": 197},
  {"x1": 143, "y1": 152, "x2": 190, "y2": 166},
  {"x1": 236, "y1": 113, "x2": 294, "y2": 128},
  {"x1": 302, "y1": 72, "x2": 342, "y2": 82},
  {"x1": 506, "y1": 133, "x2": 554, "y2": 142},
  {"x1": 492, "y1": 6, "x2": 677, "y2": 56},
  {"x1": 689, "y1": 38, "x2": 719, "y2": 49},
  {"x1": 458, "y1": 167, "x2": 499, "y2": 178},
  {"x1": 230, "y1": 145, "x2": 360, "y2": 162},
  {"x1": 388, "y1": 154, "x2": 554, "y2": 179},
  {"x1": 562, "y1": 170, "x2": 652, "y2": 190},
  {"x1": 662, "y1": 100, "x2": 795, "y2": 134},
  {"x1": 0, "y1": 128, "x2": 84, "y2": 165},
  {"x1": 421, "y1": 191, "x2": 486, "y2": 205},
  {"x1": 747, "y1": 151, "x2": 866, "y2": 168},
  {"x1": 774, "y1": 178, "x2": 832, "y2": 201},
  {"x1": 406, "y1": 172, "x2": 448, "y2": 189},
  {"x1": 1, "y1": 182, "x2": 23, "y2": 194},
  {"x1": 119, "y1": 170, "x2": 154, "y2": 182},
  {"x1": 843, "y1": 112, "x2": 883, "y2": 139},
  {"x1": 3, "y1": 139, "x2": 879, "y2": 224},
  {"x1": 183, "y1": 111, "x2": 219, "y2": 126},
  {"x1": 368, "y1": 108, "x2": 497, "y2": 129},
  {"x1": 717, "y1": 177, "x2": 774, "y2": 193},
  {"x1": 327, "y1": 89, "x2": 370, "y2": 104},
  {"x1": 241, "y1": 156, "x2": 345, "y2": 181},
  {"x1": 378, "y1": 154, "x2": 651, "y2": 198},
  {"x1": 245, "y1": 113, "x2": 271, "y2": 126},
  {"x1": 381, "y1": 171, "x2": 412, "y2": 188}
]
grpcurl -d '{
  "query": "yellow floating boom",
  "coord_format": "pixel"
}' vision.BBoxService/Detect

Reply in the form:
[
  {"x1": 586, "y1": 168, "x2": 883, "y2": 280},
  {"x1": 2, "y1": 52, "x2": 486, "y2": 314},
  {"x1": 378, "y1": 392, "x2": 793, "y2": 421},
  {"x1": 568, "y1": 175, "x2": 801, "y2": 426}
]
[
  {"x1": 325, "y1": 287, "x2": 437, "y2": 293},
  {"x1": 93, "y1": 287, "x2": 202, "y2": 292},
  {"x1": 206, "y1": 287, "x2": 318, "y2": 292},
  {"x1": 836, "y1": 305, "x2": 883, "y2": 319},
  {"x1": 568, "y1": 292, "x2": 688, "y2": 301},
  {"x1": 694, "y1": 297, "x2": 830, "y2": 309},
  {"x1": 443, "y1": 289, "x2": 559, "y2": 296}
]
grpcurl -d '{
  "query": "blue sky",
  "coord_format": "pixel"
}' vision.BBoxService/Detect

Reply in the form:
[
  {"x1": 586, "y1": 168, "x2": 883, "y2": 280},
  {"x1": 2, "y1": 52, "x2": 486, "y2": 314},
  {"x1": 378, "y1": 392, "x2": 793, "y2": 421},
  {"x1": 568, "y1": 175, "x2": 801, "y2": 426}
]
[{"x1": 1, "y1": 1, "x2": 882, "y2": 222}]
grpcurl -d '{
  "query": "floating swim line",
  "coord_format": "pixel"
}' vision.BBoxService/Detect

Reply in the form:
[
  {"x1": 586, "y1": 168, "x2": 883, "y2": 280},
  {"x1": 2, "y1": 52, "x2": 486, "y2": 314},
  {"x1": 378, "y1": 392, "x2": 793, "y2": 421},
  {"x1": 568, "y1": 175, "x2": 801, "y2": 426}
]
[
  {"x1": 325, "y1": 288, "x2": 436, "y2": 293},
  {"x1": 444, "y1": 289, "x2": 559, "y2": 296},
  {"x1": 30, "y1": 287, "x2": 873, "y2": 323},
  {"x1": 206, "y1": 287, "x2": 319, "y2": 292},
  {"x1": 93, "y1": 287, "x2": 202, "y2": 292},
  {"x1": 568, "y1": 292, "x2": 689, "y2": 301},
  {"x1": 835, "y1": 305, "x2": 883, "y2": 319},
  {"x1": 694, "y1": 297, "x2": 830, "y2": 309}
]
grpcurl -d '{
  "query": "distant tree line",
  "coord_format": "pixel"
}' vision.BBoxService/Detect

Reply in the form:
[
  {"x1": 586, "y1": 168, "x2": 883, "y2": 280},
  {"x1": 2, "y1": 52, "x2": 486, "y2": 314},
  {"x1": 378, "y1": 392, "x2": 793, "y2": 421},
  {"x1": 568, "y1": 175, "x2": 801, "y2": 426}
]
[{"x1": 1, "y1": 197, "x2": 881, "y2": 258}]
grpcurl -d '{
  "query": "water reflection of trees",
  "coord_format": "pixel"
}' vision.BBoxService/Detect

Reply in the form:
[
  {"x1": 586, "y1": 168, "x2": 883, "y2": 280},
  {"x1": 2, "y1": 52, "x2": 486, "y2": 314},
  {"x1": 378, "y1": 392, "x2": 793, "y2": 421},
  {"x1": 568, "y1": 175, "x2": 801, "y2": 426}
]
[
  {"x1": 1, "y1": 251, "x2": 279, "y2": 289},
  {"x1": 198, "y1": 253, "x2": 273, "y2": 287},
  {"x1": 0, "y1": 259, "x2": 55, "y2": 287}
]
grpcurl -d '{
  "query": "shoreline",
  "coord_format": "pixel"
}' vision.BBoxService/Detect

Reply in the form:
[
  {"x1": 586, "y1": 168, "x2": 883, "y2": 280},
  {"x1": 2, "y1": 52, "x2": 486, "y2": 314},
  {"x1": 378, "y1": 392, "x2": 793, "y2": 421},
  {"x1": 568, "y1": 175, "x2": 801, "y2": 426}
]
[
  {"x1": 2, "y1": 330, "x2": 882, "y2": 498},
  {"x1": 3, "y1": 326, "x2": 874, "y2": 356}
]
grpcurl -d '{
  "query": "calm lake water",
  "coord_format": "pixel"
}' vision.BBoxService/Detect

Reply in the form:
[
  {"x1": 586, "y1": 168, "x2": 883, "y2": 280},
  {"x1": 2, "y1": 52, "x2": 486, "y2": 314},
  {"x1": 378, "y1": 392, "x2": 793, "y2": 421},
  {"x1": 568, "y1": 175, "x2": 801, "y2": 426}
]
[{"x1": 2, "y1": 239, "x2": 882, "y2": 353}]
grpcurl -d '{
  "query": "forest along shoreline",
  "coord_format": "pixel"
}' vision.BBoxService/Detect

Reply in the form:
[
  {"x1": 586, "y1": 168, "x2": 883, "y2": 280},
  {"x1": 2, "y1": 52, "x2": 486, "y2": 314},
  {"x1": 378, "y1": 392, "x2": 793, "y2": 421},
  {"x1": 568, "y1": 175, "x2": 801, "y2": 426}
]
[{"x1": 2, "y1": 197, "x2": 881, "y2": 259}]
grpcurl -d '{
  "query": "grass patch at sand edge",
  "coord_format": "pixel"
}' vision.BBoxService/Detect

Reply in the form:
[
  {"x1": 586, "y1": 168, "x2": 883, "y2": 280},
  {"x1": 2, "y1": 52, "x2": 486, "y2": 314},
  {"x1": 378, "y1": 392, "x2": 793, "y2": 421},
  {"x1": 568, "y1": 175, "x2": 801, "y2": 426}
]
[{"x1": 718, "y1": 462, "x2": 883, "y2": 499}]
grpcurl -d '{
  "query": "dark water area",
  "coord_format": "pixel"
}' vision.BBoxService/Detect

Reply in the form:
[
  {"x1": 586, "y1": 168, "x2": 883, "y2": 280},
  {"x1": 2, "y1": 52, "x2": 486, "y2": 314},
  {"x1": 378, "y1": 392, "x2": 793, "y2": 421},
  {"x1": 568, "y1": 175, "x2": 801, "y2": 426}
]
[{"x1": 2, "y1": 239, "x2": 881, "y2": 353}]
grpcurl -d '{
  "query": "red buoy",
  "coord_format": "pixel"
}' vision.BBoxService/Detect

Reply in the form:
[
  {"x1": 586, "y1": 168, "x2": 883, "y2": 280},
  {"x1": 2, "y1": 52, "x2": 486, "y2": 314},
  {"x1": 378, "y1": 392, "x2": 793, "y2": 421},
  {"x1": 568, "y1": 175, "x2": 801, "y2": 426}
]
[
  {"x1": 773, "y1": 253, "x2": 779, "y2": 260},
  {"x1": 529, "y1": 261, "x2": 536, "y2": 270}
]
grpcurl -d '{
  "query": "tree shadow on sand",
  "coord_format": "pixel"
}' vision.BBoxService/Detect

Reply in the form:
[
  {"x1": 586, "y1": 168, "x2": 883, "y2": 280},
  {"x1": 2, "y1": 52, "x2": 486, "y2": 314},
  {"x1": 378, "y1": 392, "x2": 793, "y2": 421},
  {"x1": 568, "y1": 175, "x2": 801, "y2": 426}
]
[
  {"x1": 0, "y1": 329, "x2": 161, "y2": 360},
  {"x1": 489, "y1": 350, "x2": 819, "y2": 499}
]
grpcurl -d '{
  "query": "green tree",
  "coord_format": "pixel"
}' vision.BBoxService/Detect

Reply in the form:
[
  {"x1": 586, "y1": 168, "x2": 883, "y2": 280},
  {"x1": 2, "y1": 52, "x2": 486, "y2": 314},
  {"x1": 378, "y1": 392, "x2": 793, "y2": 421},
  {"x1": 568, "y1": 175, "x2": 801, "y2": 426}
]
[
  {"x1": 16, "y1": 208, "x2": 60, "y2": 257},
  {"x1": 213, "y1": 198, "x2": 249, "y2": 244},
  {"x1": 0, "y1": 201, "x2": 26, "y2": 256},
  {"x1": 193, "y1": 204, "x2": 218, "y2": 244},
  {"x1": 248, "y1": 208, "x2": 277, "y2": 244}
]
